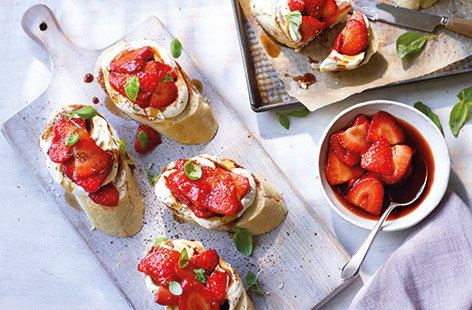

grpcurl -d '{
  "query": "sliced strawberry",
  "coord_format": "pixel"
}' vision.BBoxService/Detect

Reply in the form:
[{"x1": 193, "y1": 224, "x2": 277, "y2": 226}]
[
  {"x1": 190, "y1": 249, "x2": 219, "y2": 272},
  {"x1": 225, "y1": 170, "x2": 250, "y2": 199},
  {"x1": 299, "y1": 16, "x2": 326, "y2": 42},
  {"x1": 324, "y1": 3, "x2": 351, "y2": 25},
  {"x1": 175, "y1": 262, "x2": 197, "y2": 281},
  {"x1": 329, "y1": 132, "x2": 360, "y2": 166},
  {"x1": 288, "y1": 0, "x2": 305, "y2": 11},
  {"x1": 381, "y1": 145, "x2": 413, "y2": 185},
  {"x1": 88, "y1": 183, "x2": 119, "y2": 206},
  {"x1": 321, "y1": 0, "x2": 338, "y2": 20},
  {"x1": 70, "y1": 139, "x2": 113, "y2": 178},
  {"x1": 167, "y1": 169, "x2": 212, "y2": 209},
  {"x1": 134, "y1": 124, "x2": 162, "y2": 154},
  {"x1": 338, "y1": 122, "x2": 370, "y2": 154},
  {"x1": 367, "y1": 111, "x2": 406, "y2": 145},
  {"x1": 48, "y1": 118, "x2": 87, "y2": 163},
  {"x1": 207, "y1": 271, "x2": 228, "y2": 305},
  {"x1": 334, "y1": 12, "x2": 368, "y2": 56},
  {"x1": 149, "y1": 81, "x2": 178, "y2": 109},
  {"x1": 110, "y1": 46, "x2": 154, "y2": 73},
  {"x1": 189, "y1": 205, "x2": 217, "y2": 219},
  {"x1": 154, "y1": 286, "x2": 180, "y2": 306},
  {"x1": 179, "y1": 281, "x2": 217, "y2": 310},
  {"x1": 62, "y1": 159, "x2": 112, "y2": 193},
  {"x1": 204, "y1": 173, "x2": 243, "y2": 215},
  {"x1": 303, "y1": 0, "x2": 326, "y2": 18},
  {"x1": 361, "y1": 136, "x2": 395, "y2": 175},
  {"x1": 351, "y1": 114, "x2": 370, "y2": 127},
  {"x1": 136, "y1": 61, "x2": 159, "y2": 94},
  {"x1": 325, "y1": 149, "x2": 364, "y2": 185},
  {"x1": 138, "y1": 248, "x2": 180, "y2": 287},
  {"x1": 346, "y1": 175, "x2": 384, "y2": 216}
]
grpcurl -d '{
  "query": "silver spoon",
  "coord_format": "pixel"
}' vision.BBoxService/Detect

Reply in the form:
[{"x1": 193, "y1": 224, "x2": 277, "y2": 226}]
[{"x1": 340, "y1": 158, "x2": 428, "y2": 280}]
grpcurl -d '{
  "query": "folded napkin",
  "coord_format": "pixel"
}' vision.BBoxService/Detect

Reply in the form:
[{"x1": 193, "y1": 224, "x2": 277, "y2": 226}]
[{"x1": 350, "y1": 191, "x2": 472, "y2": 310}]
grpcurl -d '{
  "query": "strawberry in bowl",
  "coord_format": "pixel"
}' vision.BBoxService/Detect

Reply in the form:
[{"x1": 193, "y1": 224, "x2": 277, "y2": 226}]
[{"x1": 317, "y1": 100, "x2": 449, "y2": 231}]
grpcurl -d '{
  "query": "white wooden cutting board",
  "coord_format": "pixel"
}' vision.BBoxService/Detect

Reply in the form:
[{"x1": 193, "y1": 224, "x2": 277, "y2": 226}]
[{"x1": 1, "y1": 5, "x2": 352, "y2": 309}]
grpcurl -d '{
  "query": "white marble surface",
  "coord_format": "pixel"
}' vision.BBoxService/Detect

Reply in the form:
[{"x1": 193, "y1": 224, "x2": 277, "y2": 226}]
[{"x1": 1, "y1": 0, "x2": 471, "y2": 309}]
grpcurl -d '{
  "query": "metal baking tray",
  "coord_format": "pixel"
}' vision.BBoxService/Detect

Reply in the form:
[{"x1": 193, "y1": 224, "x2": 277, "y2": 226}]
[{"x1": 232, "y1": 0, "x2": 472, "y2": 112}]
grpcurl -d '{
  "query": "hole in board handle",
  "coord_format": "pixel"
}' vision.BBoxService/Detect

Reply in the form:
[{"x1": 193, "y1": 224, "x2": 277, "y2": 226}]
[{"x1": 39, "y1": 22, "x2": 48, "y2": 31}]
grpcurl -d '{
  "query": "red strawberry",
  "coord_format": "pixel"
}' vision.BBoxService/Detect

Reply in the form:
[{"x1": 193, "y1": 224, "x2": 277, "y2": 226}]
[
  {"x1": 136, "y1": 61, "x2": 159, "y2": 94},
  {"x1": 88, "y1": 183, "x2": 119, "y2": 206},
  {"x1": 154, "y1": 286, "x2": 180, "y2": 306},
  {"x1": 179, "y1": 280, "x2": 217, "y2": 310},
  {"x1": 381, "y1": 145, "x2": 413, "y2": 184},
  {"x1": 334, "y1": 12, "x2": 368, "y2": 56},
  {"x1": 325, "y1": 149, "x2": 364, "y2": 185},
  {"x1": 324, "y1": 3, "x2": 351, "y2": 25},
  {"x1": 48, "y1": 118, "x2": 87, "y2": 163},
  {"x1": 62, "y1": 159, "x2": 112, "y2": 193},
  {"x1": 299, "y1": 16, "x2": 326, "y2": 42},
  {"x1": 110, "y1": 46, "x2": 154, "y2": 73},
  {"x1": 69, "y1": 138, "x2": 113, "y2": 178},
  {"x1": 346, "y1": 176, "x2": 384, "y2": 216},
  {"x1": 288, "y1": 0, "x2": 305, "y2": 12},
  {"x1": 175, "y1": 263, "x2": 197, "y2": 281},
  {"x1": 351, "y1": 114, "x2": 370, "y2": 127},
  {"x1": 134, "y1": 124, "x2": 162, "y2": 154},
  {"x1": 190, "y1": 249, "x2": 219, "y2": 272},
  {"x1": 149, "y1": 81, "x2": 178, "y2": 109},
  {"x1": 204, "y1": 173, "x2": 243, "y2": 215},
  {"x1": 330, "y1": 132, "x2": 360, "y2": 166},
  {"x1": 190, "y1": 205, "x2": 217, "y2": 219},
  {"x1": 207, "y1": 271, "x2": 228, "y2": 305},
  {"x1": 303, "y1": 0, "x2": 326, "y2": 18},
  {"x1": 137, "y1": 248, "x2": 180, "y2": 287},
  {"x1": 367, "y1": 111, "x2": 406, "y2": 145},
  {"x1": 338, "y1": 122, "x2": 370, "y2": 154},
  {"x1": 321, "y1": 0, "x2": 338, "y2": 20},
  {"x1": 361, "y1": 136, "x2": 395, "y2": 175},
  {"x1": 227, "y1": 171, "x2": 250, "y2": 198}
]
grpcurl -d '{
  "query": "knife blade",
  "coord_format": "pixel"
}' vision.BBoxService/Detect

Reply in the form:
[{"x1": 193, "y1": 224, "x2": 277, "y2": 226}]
[{"x1": 351, "y1": 0, "x2": 445, "y2": 33}]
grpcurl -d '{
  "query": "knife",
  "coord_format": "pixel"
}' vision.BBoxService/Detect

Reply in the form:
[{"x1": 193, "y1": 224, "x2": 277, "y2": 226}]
[{"x1": 351, "y1": 0, "x2": 472, "y2": 38}]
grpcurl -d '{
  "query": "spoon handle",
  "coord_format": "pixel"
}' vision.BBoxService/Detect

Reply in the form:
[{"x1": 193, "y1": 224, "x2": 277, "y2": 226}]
[{"x1": 340, "y1": 203, "x2": 397, "y2": 280}]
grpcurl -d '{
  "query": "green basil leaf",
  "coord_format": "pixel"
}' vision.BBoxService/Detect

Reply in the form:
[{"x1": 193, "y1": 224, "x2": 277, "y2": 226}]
[
  {"x1": 125, "y1": 76, "x2": 140, "y2": 101},
  {"x1": 284, "y1": 10, "x2": 302, "y2": 40},
  {"x1": 170, "y1": 39, "x2": 183, "y2": 58},
  {"x1": 72, "y1": 107, "x2": 98, "y2": 119},
  {"x1": 138, "y1": 130, "x2": 150, "y2": 150},
  {"x1": 277, "y1": 113, "x2": 290, "y2": 130},
  {"x1": 64, "y1": 133, "x2": 79, "y2": 146},
  {"x1": 396, "y1": 32, "x2": 436, "y2": 58},
  {"x1": 413, "y1": 101, "x2": 444, "y2": 135},
  {"x1": 251, "y1": 286, "x2": 265, "y2": 296},
  {"x1": 244, "y1": 270, "x2": 264, "y2": 295},
  {"x1": 449, "y1": 101, "x2": 468, "y2": 137},
  {"x1": 458, "y1": 86, "x2": 472, "y2": 106},
  {"x1": 168, "y1": 281, "x2": 183, "y2": 296},
  {"x1": 116, "y1": 139, "x2": 134, "y2": 165},
  {"x1": 178, "y1": 248, "x2": 189, "y2": 268},
  {"x1": 285, "y1": 107, "x2": 310, "y2": 117},
  {"x1": 194, "y1": 268, "x2": 207, "y2": 284},
  {"x1": 232, "y1": 227, "x2": 253, "y2": 257},
  {"x1": 161, "y1": 72, "x2": 173, "y2": 82},
  {"x1": 154, "y1": 237, "x2": 169, "y2": 245},
  {"x1": 184, "y1": 160, "x2": 202, "y2": 180},
  {"x1": 145, "y1": 169, "x2": 160, "y2": 185}
]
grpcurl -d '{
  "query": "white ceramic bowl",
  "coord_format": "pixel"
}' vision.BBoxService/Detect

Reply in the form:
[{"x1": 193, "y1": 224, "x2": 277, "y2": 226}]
[{"x1": 317, "y1": 100, "x2": 450, "y2": 231}]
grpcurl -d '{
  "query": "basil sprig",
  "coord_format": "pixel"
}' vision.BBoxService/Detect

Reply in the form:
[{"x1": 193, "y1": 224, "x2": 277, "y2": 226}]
[
  {"x1": 232, "y1": 227, "x2": 253, "y2": 257},
  {"x1": 168, "y1": 281, "x2": 183, "y2": 295},
  {"x1": 284, "y1": 10, "x2": 302, "y2": 40},
  {"x1": 66, "y1": 107, "x2": 98, "y2": 120},
  {"x1": 276, "y1": 107, "x2": 310, "y2": 130},
  {"x1": 396, "y1": 32, "x2": 436, "y2": 58},
  {"x1": 116, "y1": 139, "x2": 134, "y2": 165},
  {"x1": 178, "y1": 248, "x2": 189, "y2": 268},
  {"x1": 449, "y1": 86, "x2": 472, "y2": 137},
  {"x1": 184, "y1": 160, "x2": 202, "y2": 180},
  {"x1": 170, "y1": 39, "x2": 182, "y2": 58},
  {"x1": 161, "y1": 72, "x2": 174, "y2": 82},
  {"x1": 245, "y1": 270, "x2": 264, "y2": 296},
  {"x1": 64, "y1": 133, "x2": 79, "y2": 146},
  {"x1": 413, "y1": 101, "x2": 444, "y2": 135},
  {"x1": 137, "y1": 130, "x2": 150, "y2": 150},
  {"x1": 194, "y1": 268, "x2": 207, "y2": 284},
  {"x1": 154, "y1": 237, "x2": 169, "y2": 245},
  {"x1": 125, "y1": 76, "x2": 140, "y2": 101}
]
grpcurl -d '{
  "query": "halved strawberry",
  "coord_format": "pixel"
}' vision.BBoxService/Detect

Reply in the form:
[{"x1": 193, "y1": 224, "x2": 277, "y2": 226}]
[
  {"x1": 334, "y1": 12, "x2": 368, "y2": 56},
  {"x1": 189, "y1": 205, "x2": 217, "y2": 219},
  {"x1": 381, "y1": 145, "x2": 413, "y2": 185},
  {"x1": 70, "y1": 139, "x2": 113, "y2": 178},
  {"x1": 325, "y1": 149, "x2": 364, "y2": 185},
  {"x1": 207, "y1": 271, "x2": 228, "y2": 305},
  {"x1": 154, "y1": 286, "x2": 180, "y2": 306},
  {"x1": 62, "y1": 159, "x2": 112, "y2": 193},
  {"x1": 137, "y1": 248, "x2": 180, "y2": 287},
  {"x1": 289, "y1": 0, "x2": 305, "y2": 12},
  {"x1": 179, "y1": 283, "x2": 217, "y2": 310},
  {"x1": 338, "y1": 122, "x2": 370, "y2": 154},
  {"x1": 367, "y1": 111, "x2": 406, "y2": 145},
  {"x1": 136, "y1": 61, "x2": 159, "y2": 94},
  {"x1": 190, "y1": 249, "x2": 219, "y2": 272},
  {"x1": 299, "y1": 16, "x2": 326, "y2": 42},
  {"x1": 134, "y1": 124, "x2": 162, "y2": 154},
  {"x1": 360, "y1": 136, "x2": 395, "y2": 175},
  {"x1": 48, "y1": 118, "x2": 86, "y2": 163},
  {"x1": 224, "y1": 169, "x2": 250, "y2": 199},
  {"x1": 175, "y1": 262, "x2": 197, "y2": 281},
  {"x1": 346, "y1": 175, "x2": 384, "y2": 216},
  {"x1": 351, "y1": 114, "x2": 370, "y2": 127},
  {"x1": 329, "y1": 132, "x2": 360, "y2": 166},
  {"x1": 149, "y1": 81, "x2": 178, "y2": 109},
  {"x1": 204, "y1": 174, "x2": 243, "y2": 215},
  {"x1": 110, "y1": 46, "x2": 154, "y2": 73},
  {"x1": 88, "y1": 183, "x2": 119, "y2": 206},
  {"x1": 321, "y1": 0, "x2": 338, "y2": 20},
  {"x1": 303, "y1": 0, "x2": 326, "y2": 18}
]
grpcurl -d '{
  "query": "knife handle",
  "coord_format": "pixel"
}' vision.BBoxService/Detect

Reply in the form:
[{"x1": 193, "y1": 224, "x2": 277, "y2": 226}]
[{"x1": 444, "y1": 17, "x2": 472, "y2": 38}]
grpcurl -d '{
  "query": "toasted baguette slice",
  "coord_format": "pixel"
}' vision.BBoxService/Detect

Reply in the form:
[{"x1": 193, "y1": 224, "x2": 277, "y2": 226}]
[
  {"x1": 155, "y1": 155, "x2": 287, "y2": 235},
  {"x1": 141, "y1": 239, "x2": 254, "y2": 310},
  {"x1": 250, "y1": 0, "x2": 351, "y2": 49},
  {"x1": 95, "y1": 40, "x2": 218, "y2": 144},
  {"x1": 40, "y1": 105, "x2": 144, "y2": 237}
]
